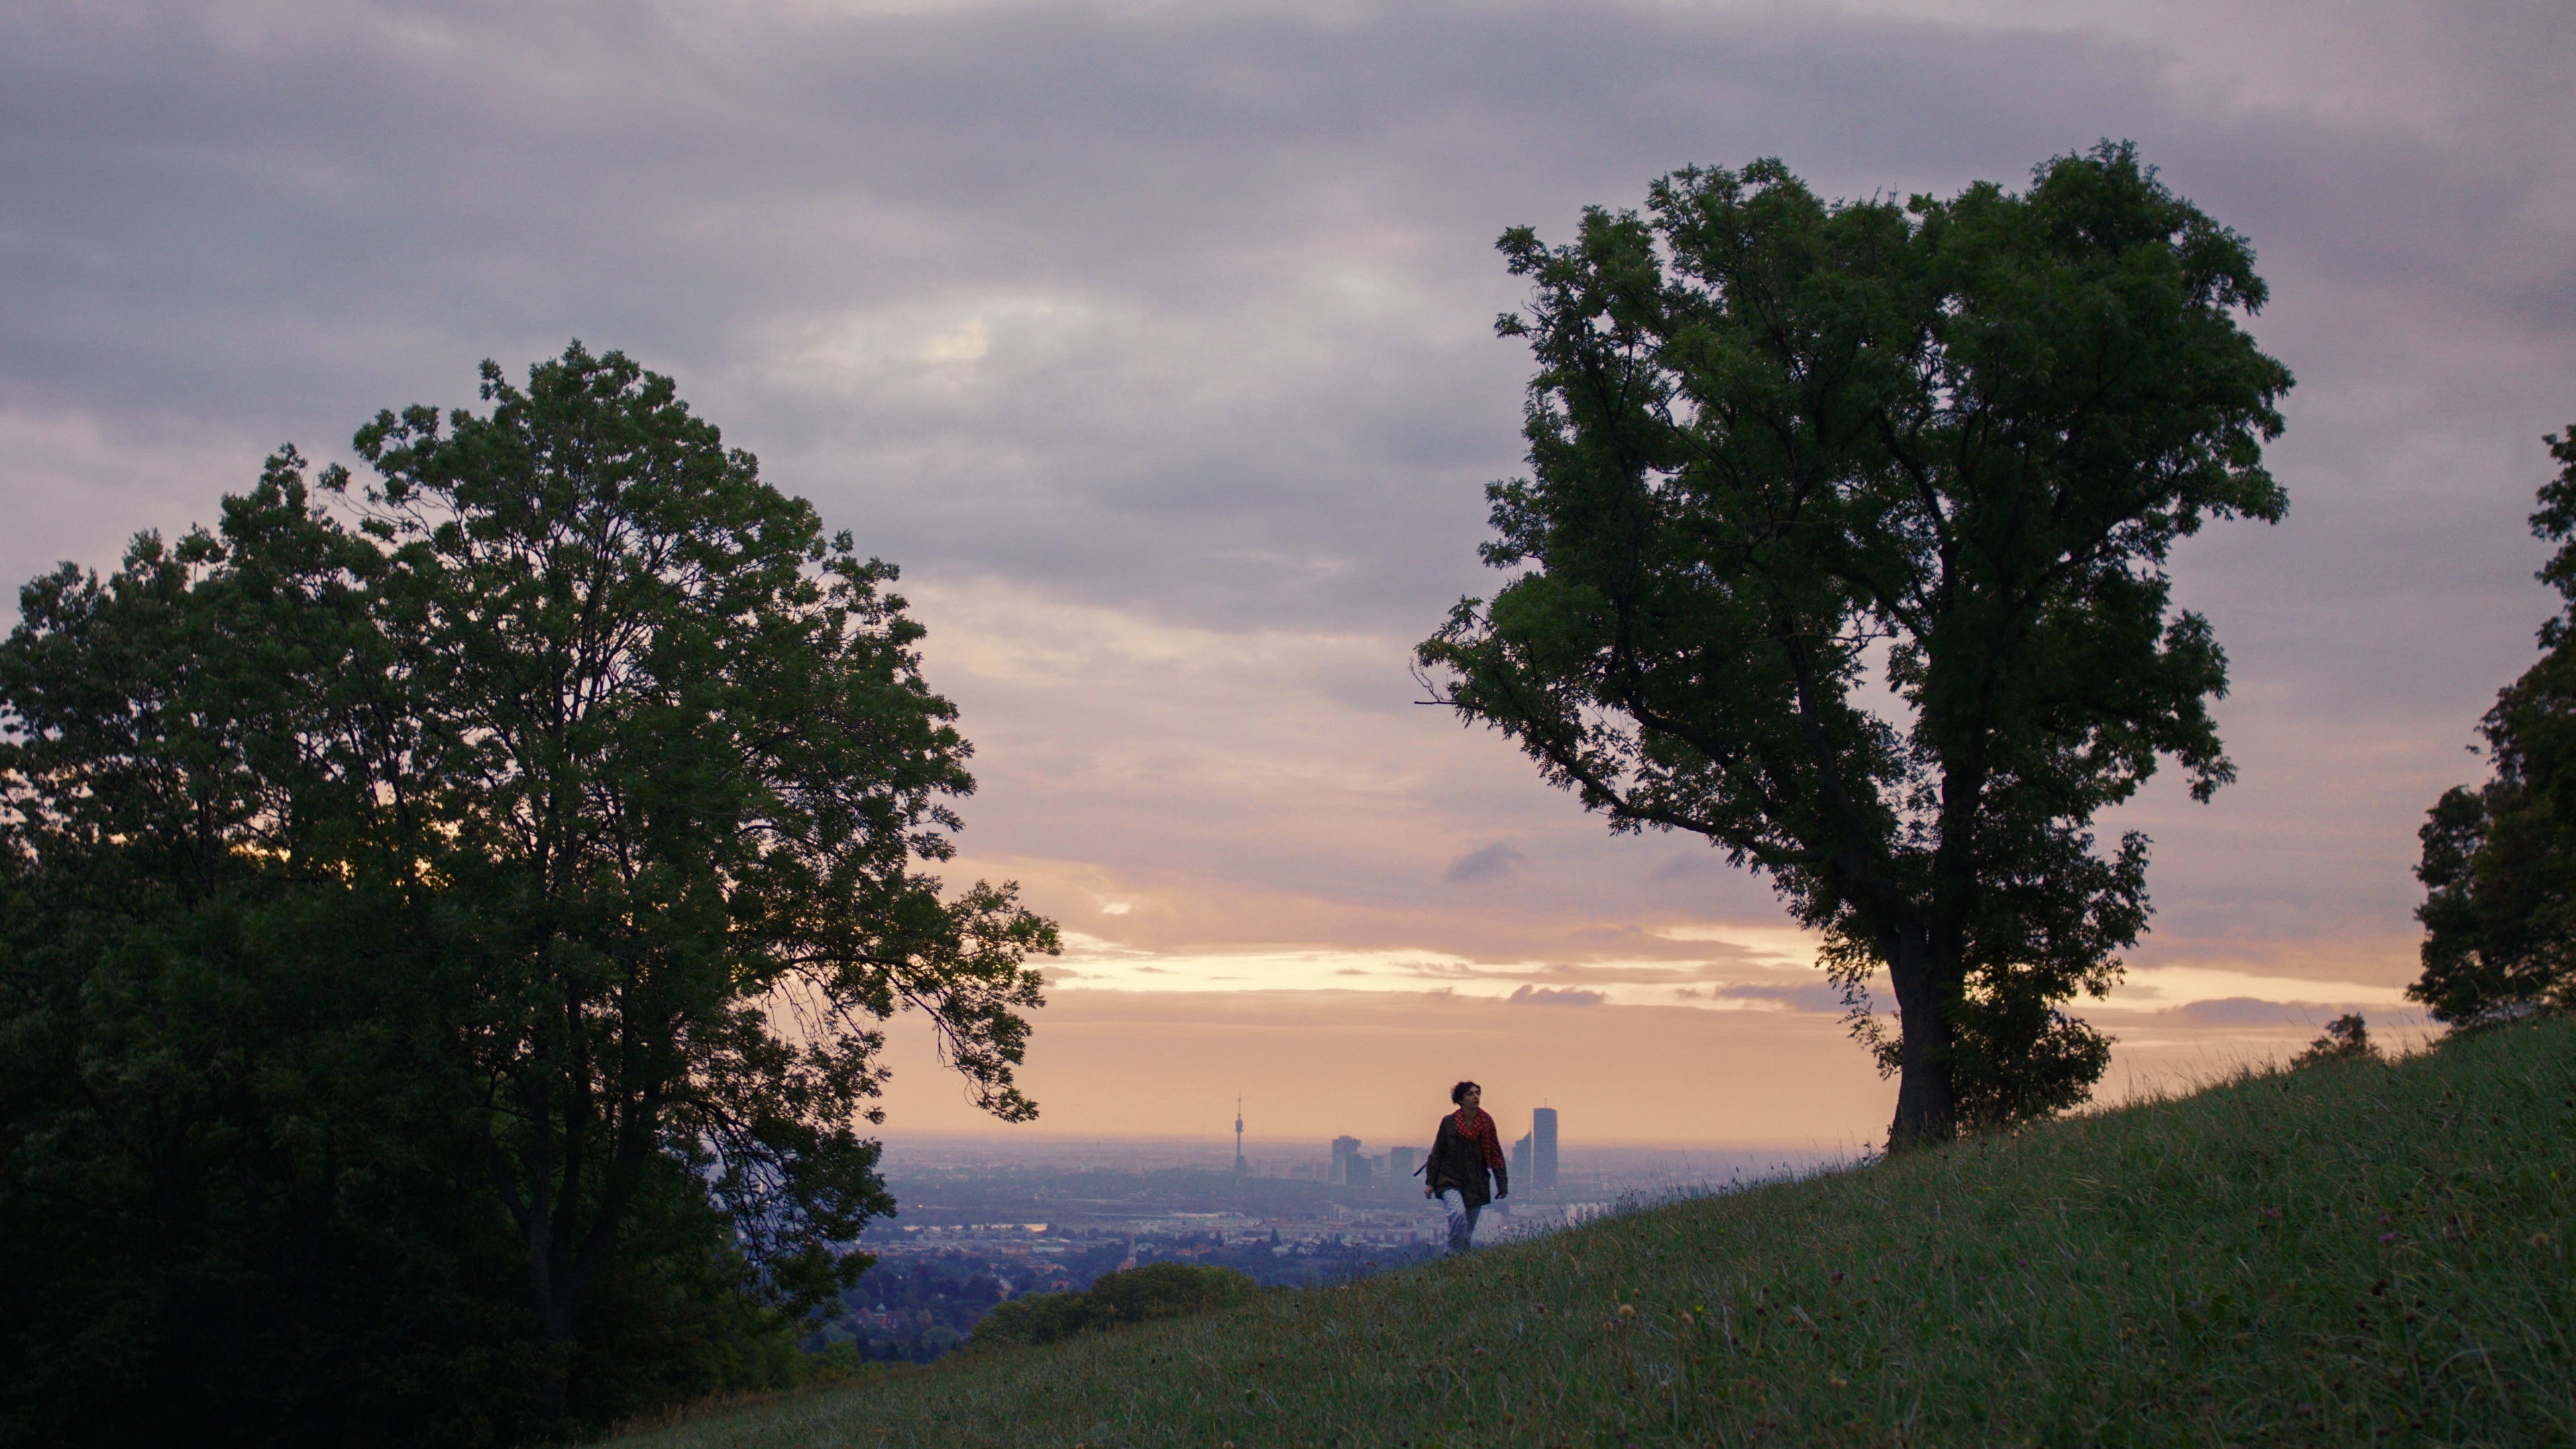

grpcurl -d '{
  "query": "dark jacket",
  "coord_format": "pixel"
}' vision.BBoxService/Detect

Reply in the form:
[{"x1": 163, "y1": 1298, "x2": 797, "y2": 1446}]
[{"x1": 1423, "y1": 1108, "x2": 1508, "y2": 1209}]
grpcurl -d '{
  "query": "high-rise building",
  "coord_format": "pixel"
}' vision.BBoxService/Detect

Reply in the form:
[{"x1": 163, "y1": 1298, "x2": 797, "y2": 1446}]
[
  {"x1": 1532, "y1": 1107, "x2": 1559, "y2": 1190},
  {"x1": 1330, "y1": 1135, "x2": 1362, "y2": 1185},
  {"x1": 1511, "y1": 1131, "x2": 1532, "y2": 1181},
  {"x1": 1387, "y1": 1144, "x2": 1418, "y2": 1185}
]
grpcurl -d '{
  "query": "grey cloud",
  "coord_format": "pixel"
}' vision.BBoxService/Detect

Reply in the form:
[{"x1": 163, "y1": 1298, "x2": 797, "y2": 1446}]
[
  {"x1": 2167, "y1": 998, "x2": 2317, "y2": 1026},
  {"x1": 1444, "y1": 843, "x2": 1529, "y2": 884},
  {"x1": 2156, "y1": 998, "x2": 2428, "y2": 1028},
  {"x1": 1561, "y1": 923, "x2": 1652, "y2": 946},
  {"x1": 1715, "y1": 983, "x2": 1849, "y2": 1015},
  {"x1": 10, "y1": 0, "x2": 2565, "y2": 644},
  {"x1": 1651, "y1": 853, "x2": 1719, "y2": 881},
  {"x1": 1507, "y1": 985, "x2": 1603, "y2": 1007},
  {"x1": 3, "y1": 0, "x2": 2571, "y2": 973},
  {"x1": 1516, "y1": 961, "x2": 1740, "y2": 985}
]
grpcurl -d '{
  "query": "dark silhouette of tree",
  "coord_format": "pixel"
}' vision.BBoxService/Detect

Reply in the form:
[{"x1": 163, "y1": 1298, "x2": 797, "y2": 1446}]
[
  {"x1": 1419, "y1": 146, "x2": 2290, "y2": 1148},
  {"x1": 0, "y1": 345, "x2": 1055, "y2": 1443},
  {"x1": 2292, "y1": 1014, "x2": 2376, "y2": 1067},
  {"x1": 347, "y1": 347, "x2": 1053, "y2": 1403},
  {"x1": 2412, "y1": 423, "x2": 2576, "y2": 1026}
]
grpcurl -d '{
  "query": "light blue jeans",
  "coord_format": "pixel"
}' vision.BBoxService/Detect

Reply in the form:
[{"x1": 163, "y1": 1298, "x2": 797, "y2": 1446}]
[{"x1": 1434, "y1": 1187, "x2": 1483, "y2": 1254}]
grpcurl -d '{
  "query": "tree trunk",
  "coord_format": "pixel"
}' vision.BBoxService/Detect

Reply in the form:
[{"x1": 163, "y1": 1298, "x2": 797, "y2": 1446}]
[
  {"x1": 530, "y1": 1216, "x2": 588, "y2": 1417},
  {"x1": 1883, "y1": 929, "x2": 1957, "y2": 1150},
  {"x1": 519, "y1": 1061, "x2": 587, "y2": 1419}
]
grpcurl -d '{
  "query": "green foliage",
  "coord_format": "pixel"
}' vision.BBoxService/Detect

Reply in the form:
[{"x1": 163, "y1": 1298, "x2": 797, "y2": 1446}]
[
  {"x1": 337, "y1": 346, "x2": 1053, "y2": 1354},
  {"x1": 1083, "y1": 1260, "x2": 1265, "y2": 1326},
  {"x1": 608, "y1": 1018, "x2": 2575, "y2": 1449},
  {"x1": 0, "y1": 478, "x2": 529, "y2": 1448},
  {"x1": 963, "y1": 1291, "x2": 1094, "y2": 1352},
  {"x1": 2413, "y1": 423, "x2": 2576, "y2": 1025},
  {"x1": 0, "y1": 345, "x2": 1055, "y2": 1444},
  {"x1": 962, "y1": 1263, "x2": 1262, "y2": 1353},
  {"x1": 1417, "y1": 144, "x2": 2291, "y2": 1145},
  {"x1": 2292, "y1": 1012, "x2": 2377, "y2": 1068}
]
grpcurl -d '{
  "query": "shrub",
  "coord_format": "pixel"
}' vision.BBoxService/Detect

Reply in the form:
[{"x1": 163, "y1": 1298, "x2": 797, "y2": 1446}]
[
  {"x1": 961, "y1": 1263, "x2": 1259, "y2": 1353},
  {"x1": 2292, "y1": 1012, "x2": 2377, "y2": 1067},
  {"x1": 1084, "y1": 1263, "x2": 1263, "y2": 1328}
]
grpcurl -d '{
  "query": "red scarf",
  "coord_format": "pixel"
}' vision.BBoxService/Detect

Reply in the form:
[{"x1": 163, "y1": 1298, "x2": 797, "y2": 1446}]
[{"x1": 1454, "y1": 1106, "x2": 1505, "y2": 1171}]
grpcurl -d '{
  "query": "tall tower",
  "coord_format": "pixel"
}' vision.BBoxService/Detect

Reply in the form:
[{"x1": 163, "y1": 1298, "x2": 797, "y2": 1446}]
[
  {"x1": 1234, "y1": 1094, "x2": 1246, "y2": 1175},
  {"x1": 1532, "y1": 1106, "x2": 1559, "y2": 1191},
  {"x1": 1330, "y1": 1136, "x2": 1362, "y2": 1184}
]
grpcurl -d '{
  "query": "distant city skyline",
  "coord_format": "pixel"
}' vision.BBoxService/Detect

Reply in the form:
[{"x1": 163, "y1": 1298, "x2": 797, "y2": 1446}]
[{"x1": 867, "y1": 1130, "x2": 1843, "y2": 1194}]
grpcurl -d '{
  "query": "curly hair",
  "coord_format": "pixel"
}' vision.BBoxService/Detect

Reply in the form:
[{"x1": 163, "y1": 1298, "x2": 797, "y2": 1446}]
[{"x1": 1450, "y1": 1080, "x2": 1481, "y2": 1105}]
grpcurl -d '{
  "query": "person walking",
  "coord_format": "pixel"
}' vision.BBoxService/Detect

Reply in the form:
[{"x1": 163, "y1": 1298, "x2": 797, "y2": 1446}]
[{"x1": 1421, "y1": 1080, "x2": 1507, "y2": 1254}]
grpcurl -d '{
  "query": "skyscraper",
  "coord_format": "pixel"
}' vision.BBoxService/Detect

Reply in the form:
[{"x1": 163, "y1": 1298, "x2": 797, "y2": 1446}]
[
  {"x1": 1532, "y1": 1107, "x2": 1558, "y2": 1190},
  {"x1": 1511, "y1": 1131, "x2": 1532, "y2": 1182},
  {"x1": 1330, "y1": 1135, "x2": 1362, "y2": 1185}
]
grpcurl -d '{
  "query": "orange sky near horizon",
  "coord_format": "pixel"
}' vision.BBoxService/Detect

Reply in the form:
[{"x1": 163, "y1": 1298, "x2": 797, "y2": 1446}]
[{"x1": 867, "y1": 981, "x2": 2438, "y2": 1150}]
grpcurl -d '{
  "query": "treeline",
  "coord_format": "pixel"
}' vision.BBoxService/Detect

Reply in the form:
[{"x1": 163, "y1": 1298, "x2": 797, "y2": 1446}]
[{"x1": 0, "y1": 346, "x2": 1055, "y2": 1447}]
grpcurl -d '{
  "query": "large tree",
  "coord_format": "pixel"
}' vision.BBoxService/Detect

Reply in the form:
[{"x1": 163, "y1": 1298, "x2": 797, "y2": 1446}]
[
  {"x1": 347, "y1": 347, "x2": 1054, "y2": 1396},
  {"x1": 2412, "y1": 423, "x2": 2576, "y2": 1025},
  {"x1": 0, "y1": 345, "x2": 1055, "y2": 1441},
  {"x1": 1419, "y1": 146, "x2": 2291, "y2": 1147}
]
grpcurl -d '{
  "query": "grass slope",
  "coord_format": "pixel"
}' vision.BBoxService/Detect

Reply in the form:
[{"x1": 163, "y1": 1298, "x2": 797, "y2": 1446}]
[{"x1": 609, "y1": 1019, "x2": 2574, "y2": 1447}]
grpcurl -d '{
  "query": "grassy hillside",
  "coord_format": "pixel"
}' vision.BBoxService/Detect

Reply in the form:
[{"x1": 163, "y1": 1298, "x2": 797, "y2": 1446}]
[{"x1": 607, "y1": 1018, "x2": 2573, "y2": 1447}]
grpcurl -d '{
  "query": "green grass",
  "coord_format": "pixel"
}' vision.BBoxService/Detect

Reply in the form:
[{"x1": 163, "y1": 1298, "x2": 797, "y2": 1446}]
[{"x1": 605, "y1": 1018, "x2": 2575, "y2": 1447}]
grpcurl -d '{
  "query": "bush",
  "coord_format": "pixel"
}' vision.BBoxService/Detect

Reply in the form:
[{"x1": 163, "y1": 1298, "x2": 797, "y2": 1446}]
[
  {"x1": 1085, "y1": 1263, "x2": 1263, "y2": 1326},
  {"x1": 961, "y1": 1263, "x2": 1260, "y2": 1353},
  {"x1": 965, "y1": 1291, "x2": 1091, "y2": 1352},
  {"x1": 2291, "y1": 1012, "x2": 2377, "y2": 1067}
]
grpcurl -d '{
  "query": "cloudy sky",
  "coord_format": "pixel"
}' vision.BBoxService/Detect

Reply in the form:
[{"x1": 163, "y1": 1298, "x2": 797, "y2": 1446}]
[{"x1": 7, "y1": 0, "x2": 2570, "y2": 1148}]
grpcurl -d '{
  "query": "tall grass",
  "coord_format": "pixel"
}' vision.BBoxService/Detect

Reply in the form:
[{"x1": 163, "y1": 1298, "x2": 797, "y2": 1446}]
[{"x1": 605, "y1": 1017, "x2": 2573, "y2": 1447}]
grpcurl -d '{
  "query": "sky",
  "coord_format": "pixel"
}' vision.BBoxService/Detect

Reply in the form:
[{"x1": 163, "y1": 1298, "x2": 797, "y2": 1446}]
[{"x1": 5, "y1": 0, "x2": 2571, "y2": 1150}]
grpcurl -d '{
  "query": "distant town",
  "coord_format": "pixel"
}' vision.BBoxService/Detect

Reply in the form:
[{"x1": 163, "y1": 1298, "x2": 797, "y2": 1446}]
[{"x1": 814, "y1": 1111, "x2": 1848, "y2": 1362}]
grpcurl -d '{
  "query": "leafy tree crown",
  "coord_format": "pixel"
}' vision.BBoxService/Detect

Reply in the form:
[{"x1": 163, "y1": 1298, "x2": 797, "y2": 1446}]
[{"x1": 1423, "y1": 144, "x2": 2289, "y2": 1138}]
